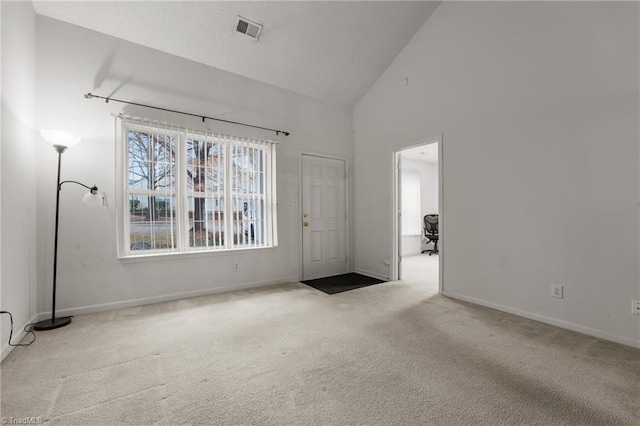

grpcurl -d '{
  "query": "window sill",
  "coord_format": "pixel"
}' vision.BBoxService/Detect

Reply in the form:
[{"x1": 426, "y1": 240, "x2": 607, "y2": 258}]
[{"x1": 118, "y1": 245, "x2": 278, "y2": 263}]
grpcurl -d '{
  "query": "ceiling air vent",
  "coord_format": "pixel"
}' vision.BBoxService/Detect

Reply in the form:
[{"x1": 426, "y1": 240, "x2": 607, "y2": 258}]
[{"x1": 235, "y1": 16, "x2": 263, "y2": 41}]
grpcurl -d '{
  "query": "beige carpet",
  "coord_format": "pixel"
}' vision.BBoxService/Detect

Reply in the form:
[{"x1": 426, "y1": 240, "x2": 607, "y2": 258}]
[{"x1": 1, "y1": 280, "x2": 639, "y2": 425}]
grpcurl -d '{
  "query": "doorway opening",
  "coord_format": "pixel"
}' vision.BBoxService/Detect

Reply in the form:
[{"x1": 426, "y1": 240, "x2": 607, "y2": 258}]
[{"x1": 392, "y1": 136, "x2": 442, "y2": 293}]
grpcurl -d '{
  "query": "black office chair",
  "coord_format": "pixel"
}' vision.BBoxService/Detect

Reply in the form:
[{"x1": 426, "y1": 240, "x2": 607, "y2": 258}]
[{"x1": 421, "y1": 214, "x2": 439, "y2": 255}]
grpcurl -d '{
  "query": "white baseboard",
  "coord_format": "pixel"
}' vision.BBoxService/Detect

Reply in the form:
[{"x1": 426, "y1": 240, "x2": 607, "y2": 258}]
[
  {"x1": 353, "y1": 268, "x2": 389, "y2": 282},
  {"x1": 1, "y1": 313, "x2": 39, "y2": 362},
  {"x1": 442, "y1": 290, "x2": 640, "y2": 349},
  {"x1": 37, "y1": 276, "x2": 299, "y2": 321}
]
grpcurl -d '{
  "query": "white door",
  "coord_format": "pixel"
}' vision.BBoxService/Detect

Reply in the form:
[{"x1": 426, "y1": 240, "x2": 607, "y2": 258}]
[{"x1": 302, "y1": 155, "x2": 347, "y2": 280}]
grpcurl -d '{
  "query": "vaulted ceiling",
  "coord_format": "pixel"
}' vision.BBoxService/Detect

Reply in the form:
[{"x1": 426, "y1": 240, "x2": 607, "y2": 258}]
[{"x1": 33, "y1": 1, "x2": 441, "y2": 107}]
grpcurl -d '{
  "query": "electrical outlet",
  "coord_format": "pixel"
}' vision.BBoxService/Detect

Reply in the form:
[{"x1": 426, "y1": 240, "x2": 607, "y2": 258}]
[
  {"x1": 551, "y1": 284, "x2": 563, "y2": 299},
  {"x1": 632, "y1": 300, "x2": 640, "y2": 316},
  {"x1": 233, "y1": 263, "x2": 240, "y2": 271}
]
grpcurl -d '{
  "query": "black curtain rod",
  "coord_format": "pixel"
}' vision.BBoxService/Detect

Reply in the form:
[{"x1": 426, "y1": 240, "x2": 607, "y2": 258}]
[{"x1": 84, "y1": 93, "x2": 290, "y2": 136}]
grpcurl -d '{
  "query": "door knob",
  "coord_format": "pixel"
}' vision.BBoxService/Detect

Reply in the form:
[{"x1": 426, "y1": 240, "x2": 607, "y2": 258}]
[{"x1": 304, "y1": 221, "x2": 310, "y2": 227}]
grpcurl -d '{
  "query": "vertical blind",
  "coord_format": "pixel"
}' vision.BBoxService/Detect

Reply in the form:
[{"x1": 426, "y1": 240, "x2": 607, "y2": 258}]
[{"x1": 118, "y1": 115, "x2": 277, "y2": 256}]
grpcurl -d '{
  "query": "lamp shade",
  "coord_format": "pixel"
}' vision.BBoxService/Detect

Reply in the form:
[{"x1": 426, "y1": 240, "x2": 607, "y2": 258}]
[
  {"x1": 40, "y1": 129, "x2": 81, "y2": 148},
  {"x1": 82, "y1": 187, "x2": 103, "y2": 205}
]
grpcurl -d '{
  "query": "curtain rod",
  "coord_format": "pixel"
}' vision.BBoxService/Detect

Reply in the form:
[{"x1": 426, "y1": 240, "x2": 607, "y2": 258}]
[
  {"x1": 111, "y1": 113, "x2": 279, "y2": 144},
  {"x1": 84, "y1": 92, "x2": 290, "y2": 136}
]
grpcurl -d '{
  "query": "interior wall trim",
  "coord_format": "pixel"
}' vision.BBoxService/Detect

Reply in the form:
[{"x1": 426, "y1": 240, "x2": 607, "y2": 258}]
[
  {"x1": 35, "y1": 276, "x2": 299, "y2": 322},
  {"x1": 354, "y1": 268, "x2": 388, "y2": 282},
  {"x1": 443, "y1": 291, "x2": 640, "y2": 349}
]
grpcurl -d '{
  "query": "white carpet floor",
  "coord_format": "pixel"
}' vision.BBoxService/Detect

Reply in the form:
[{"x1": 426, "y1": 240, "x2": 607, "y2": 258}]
[{"x1": 1, "y1": 277, "x2": 639, "y2": 425}]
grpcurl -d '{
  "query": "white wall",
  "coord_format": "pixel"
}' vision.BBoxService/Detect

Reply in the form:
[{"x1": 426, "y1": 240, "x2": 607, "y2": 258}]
[
  {"x1": 354, "y1": 2, "x2": 640, "y2": 346},
  {"x1": 35, "y1": 17, "x2": 353, "y2": 316},
  {"x1": 419, "y1": 162, "x2": 438, "y2": 219},
  {"x1": 1, "y1": 1, "x2": 38, "y2": 359}
]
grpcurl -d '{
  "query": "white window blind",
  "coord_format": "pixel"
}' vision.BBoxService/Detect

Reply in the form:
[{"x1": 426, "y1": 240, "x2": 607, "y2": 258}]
[{"x1": 119, "y1": 117, "x2": 277, "y2": 257}]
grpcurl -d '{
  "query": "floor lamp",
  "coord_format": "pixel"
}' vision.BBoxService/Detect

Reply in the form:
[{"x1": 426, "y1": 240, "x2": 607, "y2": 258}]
[{"x1": 34, "y1": 129, "x2": 103, "y2": 331}]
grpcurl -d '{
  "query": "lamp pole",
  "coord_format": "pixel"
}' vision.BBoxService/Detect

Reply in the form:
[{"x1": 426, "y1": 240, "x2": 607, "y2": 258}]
[
  {"x1": 34, "y1": 129, "x2": 101, "y2": 331},
  {"x1": 34, "y1": 145, "x2": 72, "y2": 330}
]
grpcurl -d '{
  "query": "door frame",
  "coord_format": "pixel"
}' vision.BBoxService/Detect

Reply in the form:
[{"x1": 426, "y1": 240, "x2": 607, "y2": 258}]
[
  {"x1": 391, "y1": 134, "x2": 444, "y2": 293},
  {"x1": 298, "y1": 152, "x2": 350, "y2": 280}
]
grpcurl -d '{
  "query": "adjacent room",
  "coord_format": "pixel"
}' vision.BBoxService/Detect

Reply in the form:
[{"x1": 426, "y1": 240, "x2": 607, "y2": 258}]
[
  {"x1": 397, "y1": 140, "x2": 440, "y2": 293},
  {"x1": 2, "y1": 1, "x2": 639, "y2": 424}
]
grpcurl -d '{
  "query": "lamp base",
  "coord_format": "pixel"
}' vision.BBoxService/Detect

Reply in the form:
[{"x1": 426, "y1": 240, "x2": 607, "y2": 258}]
[{"x1": 33, "y1": 316, "x2": 72, "y2": 331}]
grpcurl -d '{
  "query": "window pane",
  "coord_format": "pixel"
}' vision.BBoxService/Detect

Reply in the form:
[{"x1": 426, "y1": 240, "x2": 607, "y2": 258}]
[
  {"x1": 153, "y1": 134, "x2": 175, "y2": 163},
  {"x1": 129, "y1": 195, "x2": 177, "y2": 252},
  {"x1": 187, "y1": 138, "x2": 224, "y2": 193},
  {"x1": 154, "y1": 162, "x2": 175, "y2": 190},
  {"x1": 231, "y1": 197, "x2": 265, "y2": 247},
  {"x1": 128, "y1": 131, "x2": 150, "y2": 161},
  {"x1": 231, "y1": 143, "x2": 266, "y2": 247},
  {"x1": 128, "y1": 160, "x2": 150, "y2": 190},
  {"x1": 187, "y1": 197, "x2": 225, "y2": 249},
  {"x1": 128, "y1": 130, "x2": 176, "y2": 191},
  {"x1": 232, "y1": 145, "x2": 264, "y2": 194}
]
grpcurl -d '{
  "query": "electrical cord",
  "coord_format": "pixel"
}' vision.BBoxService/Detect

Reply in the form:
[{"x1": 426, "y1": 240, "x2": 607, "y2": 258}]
[{"x1": 0, "y1": 311, "x2": 36, "y2": 347}]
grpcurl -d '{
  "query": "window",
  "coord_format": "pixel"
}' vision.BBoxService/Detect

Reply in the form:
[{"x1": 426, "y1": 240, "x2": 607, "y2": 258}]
[
  {"x1": 401, "y1": 169, "x2": 421, "y2": 236},
  {"x1": 120, "y1": 118, "x2": 277, "y2": 257}
]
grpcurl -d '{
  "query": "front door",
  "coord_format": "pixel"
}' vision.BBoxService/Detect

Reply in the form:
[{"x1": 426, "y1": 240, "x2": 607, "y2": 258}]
[{"x1": 302, "y1": 155, "x2": 347, "y2": 280}]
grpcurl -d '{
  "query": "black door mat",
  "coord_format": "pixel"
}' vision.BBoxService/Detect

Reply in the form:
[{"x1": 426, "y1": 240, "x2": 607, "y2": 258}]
[{"x1": 301, "y1": 273, "x2": 386, "y2": 295}]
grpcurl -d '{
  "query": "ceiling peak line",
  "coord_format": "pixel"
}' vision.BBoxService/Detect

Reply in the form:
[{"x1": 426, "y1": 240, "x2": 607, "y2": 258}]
[{"x1": 84, "y1": 93, "x2": 290, "y2": 136}]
